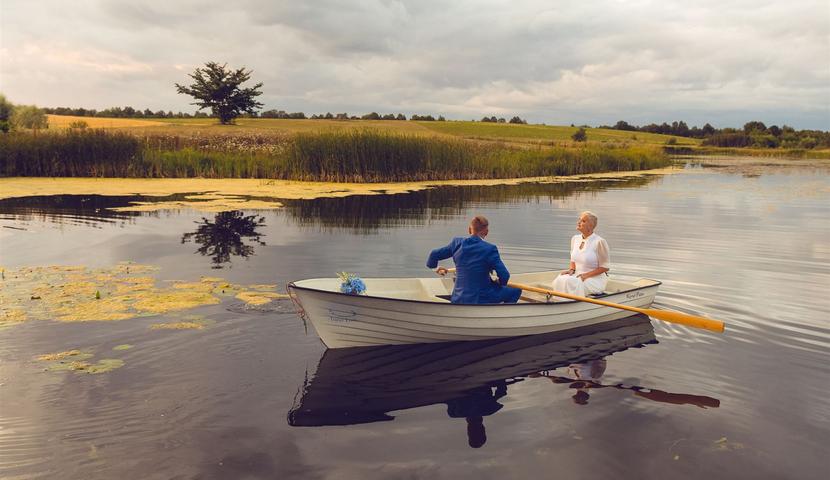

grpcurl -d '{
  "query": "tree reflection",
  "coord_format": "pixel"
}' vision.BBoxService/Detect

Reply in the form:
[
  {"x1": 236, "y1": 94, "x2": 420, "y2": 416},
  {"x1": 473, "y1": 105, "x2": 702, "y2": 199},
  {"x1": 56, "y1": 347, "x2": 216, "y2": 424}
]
[
  {"x1": 181, "y1": 211, "x2": 265, "y2": 268},
  {"x1": 284, "y1": 176, "x2": 658, "y2": 233}
]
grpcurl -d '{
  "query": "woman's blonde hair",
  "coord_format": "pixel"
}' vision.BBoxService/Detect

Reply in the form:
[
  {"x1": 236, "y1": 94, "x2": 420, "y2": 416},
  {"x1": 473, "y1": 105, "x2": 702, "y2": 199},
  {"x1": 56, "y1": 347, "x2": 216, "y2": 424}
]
[{"x1": 580, "y1": 211, "x2": 598, "y2": 228}]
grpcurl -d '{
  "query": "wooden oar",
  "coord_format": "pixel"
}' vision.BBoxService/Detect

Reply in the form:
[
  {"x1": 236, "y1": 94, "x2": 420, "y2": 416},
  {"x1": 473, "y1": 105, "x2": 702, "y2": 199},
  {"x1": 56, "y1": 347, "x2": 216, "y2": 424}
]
[{"x1": 507, "y1": 282, "x2": 725, "y2": 333}]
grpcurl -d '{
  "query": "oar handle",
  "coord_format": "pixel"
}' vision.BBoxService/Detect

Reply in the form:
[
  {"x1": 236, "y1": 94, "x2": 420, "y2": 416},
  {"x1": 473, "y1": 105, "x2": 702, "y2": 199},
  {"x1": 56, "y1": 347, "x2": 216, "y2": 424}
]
[{"x1": 508, "y1": 281, "x2": 725, "y2": 334}]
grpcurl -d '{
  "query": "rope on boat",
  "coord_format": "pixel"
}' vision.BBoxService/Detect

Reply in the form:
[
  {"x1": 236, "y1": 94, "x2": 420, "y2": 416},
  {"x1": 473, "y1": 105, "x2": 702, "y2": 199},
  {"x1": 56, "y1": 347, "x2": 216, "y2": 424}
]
[{"x1": 286, "y1": 284, "x2": 309, "y2": 334}]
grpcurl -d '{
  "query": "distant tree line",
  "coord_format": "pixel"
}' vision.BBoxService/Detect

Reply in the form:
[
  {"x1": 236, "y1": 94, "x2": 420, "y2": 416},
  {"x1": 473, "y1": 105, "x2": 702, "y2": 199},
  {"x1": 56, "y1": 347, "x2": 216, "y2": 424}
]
[
  {"x1": 40, "y1": 106, "x2": 454, "y2": 122},
  {"x1": 42, "y1": 106, "x2": 210, "y2": 119},
  {"x1": 481, "y1": 115, "x2": 527, "y2": 124},
  {"x1": 602, "y1": 120, "x2": 830, "y2": 149}
]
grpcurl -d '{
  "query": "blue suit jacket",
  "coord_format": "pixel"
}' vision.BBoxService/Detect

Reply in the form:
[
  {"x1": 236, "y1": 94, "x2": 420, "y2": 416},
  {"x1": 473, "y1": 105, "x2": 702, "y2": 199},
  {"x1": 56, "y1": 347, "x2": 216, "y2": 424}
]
[{"x1": 426, "y1": 236, "x2": 513, "y2": 304}]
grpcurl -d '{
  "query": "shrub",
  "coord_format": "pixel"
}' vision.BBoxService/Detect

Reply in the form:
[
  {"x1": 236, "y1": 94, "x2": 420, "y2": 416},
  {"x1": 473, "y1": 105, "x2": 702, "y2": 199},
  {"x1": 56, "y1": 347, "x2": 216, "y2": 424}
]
[
  {"x1": 702, "y1": 133, "x2": 752, "y2": 147},
  {"x1": 11, "y1": 105, "x2": 48, "y2": 131},
  {"x1": 799, "y1": 137, "x2": 818, "y2": 149},
  {"x1": 572, "y1": 127, "x2": 587, "y2": 142},
  {"x1": 0, "y1": 94, "x2": 13, "y2": 133}
]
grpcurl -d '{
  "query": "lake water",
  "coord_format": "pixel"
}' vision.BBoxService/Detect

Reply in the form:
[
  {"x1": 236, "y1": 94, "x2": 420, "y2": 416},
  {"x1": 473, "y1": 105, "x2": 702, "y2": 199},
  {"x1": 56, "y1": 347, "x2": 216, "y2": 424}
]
[{"x1": 1, "y1": 160, "x2": 828, "y2": 479}]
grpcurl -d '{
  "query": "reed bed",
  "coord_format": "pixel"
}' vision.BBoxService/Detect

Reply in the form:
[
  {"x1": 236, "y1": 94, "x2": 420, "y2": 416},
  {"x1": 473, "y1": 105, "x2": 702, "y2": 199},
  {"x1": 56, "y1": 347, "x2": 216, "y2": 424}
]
[
  {"x1": 0, "y1": 129, "x2": 142, "y2": 177},
  {"x1": 0, "y1": 129, "x2": 670, "y2": 181}
]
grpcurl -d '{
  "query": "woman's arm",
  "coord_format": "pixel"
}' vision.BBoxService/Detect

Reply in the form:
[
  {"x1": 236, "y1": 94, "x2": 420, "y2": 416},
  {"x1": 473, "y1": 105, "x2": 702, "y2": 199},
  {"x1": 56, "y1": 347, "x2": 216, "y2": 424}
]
[{"x1": 578, "y1": 266, "x2": 608, "y2": 281}]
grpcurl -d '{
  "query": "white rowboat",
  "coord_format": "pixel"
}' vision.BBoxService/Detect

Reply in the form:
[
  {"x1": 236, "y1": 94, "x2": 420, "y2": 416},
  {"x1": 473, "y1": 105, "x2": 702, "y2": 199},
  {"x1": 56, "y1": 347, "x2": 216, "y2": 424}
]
[{"x1": 287, "y1": 271, "x2": 661, "y2": 349}]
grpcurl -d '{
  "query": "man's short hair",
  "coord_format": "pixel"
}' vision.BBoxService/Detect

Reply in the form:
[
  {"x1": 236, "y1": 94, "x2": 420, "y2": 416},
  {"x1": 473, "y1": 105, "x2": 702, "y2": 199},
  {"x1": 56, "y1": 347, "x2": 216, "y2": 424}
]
[{"x1": 470, "y1": 215, "x2": 489, "y2": 233}]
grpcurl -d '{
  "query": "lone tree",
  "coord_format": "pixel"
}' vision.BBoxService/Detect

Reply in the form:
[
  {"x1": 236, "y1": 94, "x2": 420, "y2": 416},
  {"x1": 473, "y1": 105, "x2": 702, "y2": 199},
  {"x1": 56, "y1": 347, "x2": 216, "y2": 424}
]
[
  {"x1": 571, "y1": 127, "x2": 587, "y2": 142},
  {"x1": 175, "y1": 62, "x2": 263, "y2": 124}
]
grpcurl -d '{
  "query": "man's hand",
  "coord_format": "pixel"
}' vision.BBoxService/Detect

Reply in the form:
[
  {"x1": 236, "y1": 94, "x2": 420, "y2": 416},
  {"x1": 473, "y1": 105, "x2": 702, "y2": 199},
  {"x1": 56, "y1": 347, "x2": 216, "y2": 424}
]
[{"x1": 436, "y1": 267, "x2": 449, "y2": 276}]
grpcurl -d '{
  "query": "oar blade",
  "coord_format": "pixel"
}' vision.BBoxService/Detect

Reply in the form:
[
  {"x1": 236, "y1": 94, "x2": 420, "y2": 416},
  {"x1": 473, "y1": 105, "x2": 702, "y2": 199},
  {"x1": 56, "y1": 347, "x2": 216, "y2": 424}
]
[{"x1": 643, "y1": 308, "x2": 725, "y2": 333}]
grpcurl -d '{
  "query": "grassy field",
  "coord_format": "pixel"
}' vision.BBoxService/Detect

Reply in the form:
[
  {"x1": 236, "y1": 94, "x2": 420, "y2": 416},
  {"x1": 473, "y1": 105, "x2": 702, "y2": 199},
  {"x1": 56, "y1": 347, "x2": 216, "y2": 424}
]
[
  {"x1": 47, "y1": 115, "x2": 167, "y2": 129},
  {"x1": 48, "y1": 115, "x2": 696, "y2": 147},
  {"x1": 414, "y1": 120, "x2": 701, "y2": 146}
]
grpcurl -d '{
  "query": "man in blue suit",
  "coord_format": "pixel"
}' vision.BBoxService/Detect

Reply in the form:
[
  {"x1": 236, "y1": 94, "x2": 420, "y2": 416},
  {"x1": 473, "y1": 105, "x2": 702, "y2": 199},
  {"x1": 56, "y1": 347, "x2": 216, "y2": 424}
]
[{"x1": 426, "y1": 216, "x2": 522, "y2": 304}]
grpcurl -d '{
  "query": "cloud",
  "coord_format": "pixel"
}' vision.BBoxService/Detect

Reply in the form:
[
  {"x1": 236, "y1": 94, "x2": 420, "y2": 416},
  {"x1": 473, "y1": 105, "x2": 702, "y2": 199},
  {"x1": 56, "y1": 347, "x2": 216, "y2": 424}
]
[{"x1": 0, "y1": 0, "x2": 827, "y2": 128}]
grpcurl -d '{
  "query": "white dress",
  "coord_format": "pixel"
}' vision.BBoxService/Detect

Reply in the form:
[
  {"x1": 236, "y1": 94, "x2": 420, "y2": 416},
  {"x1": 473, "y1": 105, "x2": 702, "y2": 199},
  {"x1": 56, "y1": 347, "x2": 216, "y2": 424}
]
[{"x1": 552, "y1": 233, "x2": 610, "y2": 297}]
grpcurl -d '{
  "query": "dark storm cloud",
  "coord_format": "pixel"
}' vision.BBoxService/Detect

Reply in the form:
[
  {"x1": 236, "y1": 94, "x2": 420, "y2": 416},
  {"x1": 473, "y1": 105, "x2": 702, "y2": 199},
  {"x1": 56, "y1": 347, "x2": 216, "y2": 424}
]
[{"x1": 1, "y1": 0, "x2": 827, "y2": 128}]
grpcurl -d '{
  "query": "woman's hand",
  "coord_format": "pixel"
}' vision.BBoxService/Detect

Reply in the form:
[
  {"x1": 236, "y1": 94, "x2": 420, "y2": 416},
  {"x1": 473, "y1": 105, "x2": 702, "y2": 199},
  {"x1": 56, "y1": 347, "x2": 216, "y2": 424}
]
[
  {"x1": 436, "y1": 267, "x2": 449, "y2": 276},
  {"x1": 561, "y1": 268, "x2": 575, "y2": 275}
]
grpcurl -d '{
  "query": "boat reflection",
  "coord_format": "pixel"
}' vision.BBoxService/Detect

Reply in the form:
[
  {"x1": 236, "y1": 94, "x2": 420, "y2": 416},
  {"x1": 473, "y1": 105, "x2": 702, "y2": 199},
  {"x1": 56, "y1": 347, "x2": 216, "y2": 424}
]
[
  {"x1": 537, "y1": 364, "x2": 720, "y2": 408},
  {"x1": 181, "y1": 210, "x2": 266, "y2": 268},
  {"x1": 288, "y1": 315, "x2": 720, "y2": 448},
  {"x1": 289, "y1": 314, "x2": 720, "y2": 447},
  {"x1": 288, "y1": 315, "x2": 657, "y2": 428}
]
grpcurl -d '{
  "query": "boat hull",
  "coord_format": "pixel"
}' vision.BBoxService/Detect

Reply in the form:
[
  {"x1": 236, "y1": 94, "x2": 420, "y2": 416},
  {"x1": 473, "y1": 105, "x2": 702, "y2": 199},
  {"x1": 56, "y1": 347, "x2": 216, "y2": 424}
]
[{"x1": 288, "y1": 273, "x2": 661, "y2": 348}]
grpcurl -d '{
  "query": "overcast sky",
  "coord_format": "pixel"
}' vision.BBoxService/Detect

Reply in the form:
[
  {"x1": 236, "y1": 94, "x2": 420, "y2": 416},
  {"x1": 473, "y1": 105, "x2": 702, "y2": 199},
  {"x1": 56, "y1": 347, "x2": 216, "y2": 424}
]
[{"x1": 1, "y1": 0, "x2": 828, "y2": 129}]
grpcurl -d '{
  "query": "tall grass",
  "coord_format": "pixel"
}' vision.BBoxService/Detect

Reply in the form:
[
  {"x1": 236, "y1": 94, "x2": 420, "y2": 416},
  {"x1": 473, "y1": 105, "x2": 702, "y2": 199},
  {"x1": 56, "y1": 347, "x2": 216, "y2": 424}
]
[
  {"x1": 286, "y1": 131, "x2": 669, "y2": 181},
  {"x1": 486, "y1": 145, "x2": 671, "y2": 177},
  {"x1": 0, "y1": 129, "x2": 141, "y2": 176},
  {"x1": 0, "y1": 129, "x2": 670, "y2": 181},
  {"x1": 287, "y1": 130, "x2": 481, "y2": 181}
]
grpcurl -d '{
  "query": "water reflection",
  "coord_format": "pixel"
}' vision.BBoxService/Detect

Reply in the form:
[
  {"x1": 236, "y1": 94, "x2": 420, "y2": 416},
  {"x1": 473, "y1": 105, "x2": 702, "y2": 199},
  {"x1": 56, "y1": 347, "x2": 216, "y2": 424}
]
[
  {"x1": 181, "y1": 211, "x2": 266, "y2": 268},
  {"x1": 0, "y1": 176, "x2": 660, "y2": 234},
  {"x1": 539, "y1": 369, "x2": 720, "y2": 408},
  {"x1": 0, "y1": 194, "x2": 142, "y2": 227},
  {"x1": 283, "y1": 176, "x2": 658, "y2": 232},
  {"x1": 289, "y1": 314, "x2": 720, "y2": 448}
]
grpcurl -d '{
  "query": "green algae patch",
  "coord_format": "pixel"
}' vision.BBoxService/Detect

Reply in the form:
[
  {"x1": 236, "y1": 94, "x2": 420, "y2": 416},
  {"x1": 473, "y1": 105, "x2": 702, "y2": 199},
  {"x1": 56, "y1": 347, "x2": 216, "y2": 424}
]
[
  {"x1": 113, "y1": 344, "x2": 133, "y2": 351},
  {"x1": 133, "y1": 290, "x2": 220, "y2": 314},
  {"x1": 110, "y1": 197, "x2": 284, "y2": 213},
  {"x1": 1, "y1": 308, "x2": 27, "y2": 327},
  {"x1": 48, "y1": 360, "x2": 94, "y2": 372},
  {"x1": 150, "y1": 321, "x2": 205, "y2": 330},
  {"x1": 0, "y1": 263, "x2": 281, "y2": 325},
  {"x1": 55, "y1": 297, "x2": 136, "y2": 322},
  {"x1": 85, "y1": 359, "x2": 125, "y2": 374},
  {"x1": 36, "y1": 348, "x2": 125, "y2": 375},
  {"x1": 711, "y1": 437, "x2": 745, "y2": 452},
  {"x1": 236, "y1": 291, "x2": 289, "y2": 306},
  {"x1": 36, "y1": 349, "x2": 94, "y2": 362},
  {"x1": 48, "y1": 358, "x2": 125, "y2": 374},
  {"x1": 37, "y1": 349, "x2": 96, "y2": 373}
]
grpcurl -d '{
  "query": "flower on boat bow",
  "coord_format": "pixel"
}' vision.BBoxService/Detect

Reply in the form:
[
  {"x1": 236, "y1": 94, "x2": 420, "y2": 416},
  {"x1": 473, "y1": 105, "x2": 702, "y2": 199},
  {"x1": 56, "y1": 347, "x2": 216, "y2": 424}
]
[{"x1": 337, "y1": 272, "x2": 366, "y2": 295}]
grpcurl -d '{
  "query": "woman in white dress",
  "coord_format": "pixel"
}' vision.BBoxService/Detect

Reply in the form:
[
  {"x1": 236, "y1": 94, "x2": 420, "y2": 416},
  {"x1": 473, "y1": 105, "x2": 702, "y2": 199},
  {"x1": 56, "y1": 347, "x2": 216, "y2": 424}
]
[{"x1": 553, "y1": 211, "x2": 610, "y2": 297}]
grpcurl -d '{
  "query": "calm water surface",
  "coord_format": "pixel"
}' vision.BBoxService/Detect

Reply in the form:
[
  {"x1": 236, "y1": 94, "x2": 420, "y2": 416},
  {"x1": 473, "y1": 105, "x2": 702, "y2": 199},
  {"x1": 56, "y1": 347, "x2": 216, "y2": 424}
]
[{"x1": 0, "y1": 162, "x2": 828, "y2": 479}]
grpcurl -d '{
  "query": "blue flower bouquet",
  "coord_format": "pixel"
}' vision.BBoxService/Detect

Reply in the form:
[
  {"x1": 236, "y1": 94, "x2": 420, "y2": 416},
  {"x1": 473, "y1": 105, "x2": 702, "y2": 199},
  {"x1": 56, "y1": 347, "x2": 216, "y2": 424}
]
[{"x1": 338, "y1": 272, "x2": 367, "y2": 295}]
